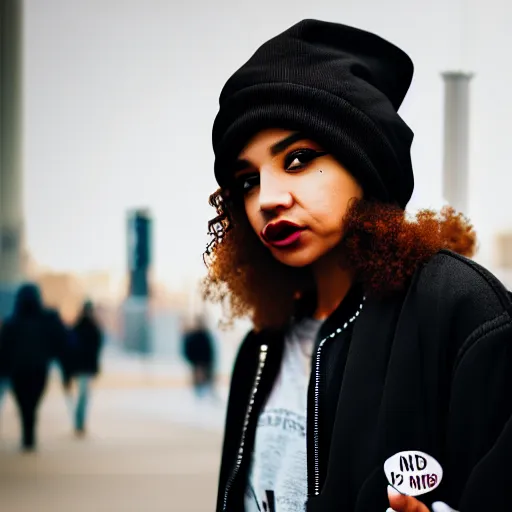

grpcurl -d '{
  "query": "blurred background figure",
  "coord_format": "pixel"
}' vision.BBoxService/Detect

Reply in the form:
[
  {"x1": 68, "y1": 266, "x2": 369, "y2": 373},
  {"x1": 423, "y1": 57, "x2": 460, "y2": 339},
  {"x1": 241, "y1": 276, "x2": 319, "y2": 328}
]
[
  {"x1": 0, "y1": 318, "x2": 9, "y2": 422},
  {"x1": 69, "y1": 300, "x2": 103, "y2": 437},
  {"x1": 0, "y1": 283, "x2": 68, "y2": 451},
  {"x1": 182, "y1": 314, "x2": 217, "y2": 400}
]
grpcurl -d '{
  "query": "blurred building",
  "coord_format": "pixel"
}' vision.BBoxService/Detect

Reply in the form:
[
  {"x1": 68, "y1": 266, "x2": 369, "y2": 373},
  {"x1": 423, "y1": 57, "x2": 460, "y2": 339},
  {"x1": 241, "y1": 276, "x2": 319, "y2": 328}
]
[
  {"x1": 127, "y1": 209, "x2": 152, "y2": 297},
  {"x1": 0, "y1": 0, "x2": 24, "y2": 318},
  {"x1": 37, "y1": 271, "x2": 84, "y2": 324},
  {"x1": 122, "y1": 209, "x2": 153, "y2": 354}
]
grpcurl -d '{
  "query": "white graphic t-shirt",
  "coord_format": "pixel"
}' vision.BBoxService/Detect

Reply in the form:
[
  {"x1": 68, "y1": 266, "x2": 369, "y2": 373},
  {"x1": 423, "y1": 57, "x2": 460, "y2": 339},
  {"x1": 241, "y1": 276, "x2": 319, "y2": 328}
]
[{"x1": 245, "y1": 317, "x2": 323, "y2": 512}]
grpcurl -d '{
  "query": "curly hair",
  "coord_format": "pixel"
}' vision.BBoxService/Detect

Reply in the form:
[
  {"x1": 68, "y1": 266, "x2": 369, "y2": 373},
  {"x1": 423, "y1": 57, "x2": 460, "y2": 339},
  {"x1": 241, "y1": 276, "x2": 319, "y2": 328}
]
[{"x1": 202, "y1": 190, "x2": 477, "y2": 330}]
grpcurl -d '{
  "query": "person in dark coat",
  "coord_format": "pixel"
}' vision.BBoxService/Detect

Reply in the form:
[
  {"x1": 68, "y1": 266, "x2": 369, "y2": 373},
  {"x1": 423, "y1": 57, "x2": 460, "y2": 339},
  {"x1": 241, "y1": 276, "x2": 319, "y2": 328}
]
[
  {"x1": 70, "y1": 300, "x2": 102, "y2": 436},
  {"x1": 182, "y1": 314, "x2": 216, "y2": 399},
  {"x1": 0, "y1": 283, "x2": 68, "y2": 451},
  {"x1": 0, "y1": 317, "x2": 10, "y2": 416}
]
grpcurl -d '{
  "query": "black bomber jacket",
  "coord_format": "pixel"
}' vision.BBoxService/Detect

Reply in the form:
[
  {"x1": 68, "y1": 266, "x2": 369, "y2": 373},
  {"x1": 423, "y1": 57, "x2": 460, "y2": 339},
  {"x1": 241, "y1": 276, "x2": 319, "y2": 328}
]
[{"x1": 216, "y1": 250, "x2": 512, "y2": 512}]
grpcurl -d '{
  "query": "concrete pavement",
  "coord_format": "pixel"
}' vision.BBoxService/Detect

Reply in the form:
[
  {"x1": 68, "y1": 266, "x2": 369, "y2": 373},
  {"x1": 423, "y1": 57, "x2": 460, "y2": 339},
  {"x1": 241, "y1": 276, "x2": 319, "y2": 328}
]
[{"x1": 0, "y1": 365, "x2": 228, "y2": 512}]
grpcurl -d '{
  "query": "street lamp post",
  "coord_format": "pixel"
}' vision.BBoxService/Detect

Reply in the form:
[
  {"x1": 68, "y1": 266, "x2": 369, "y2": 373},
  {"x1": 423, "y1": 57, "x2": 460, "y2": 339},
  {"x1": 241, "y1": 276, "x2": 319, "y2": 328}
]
[{"x1": 441, "y1": 71, "x2": 473, "y2": 215}]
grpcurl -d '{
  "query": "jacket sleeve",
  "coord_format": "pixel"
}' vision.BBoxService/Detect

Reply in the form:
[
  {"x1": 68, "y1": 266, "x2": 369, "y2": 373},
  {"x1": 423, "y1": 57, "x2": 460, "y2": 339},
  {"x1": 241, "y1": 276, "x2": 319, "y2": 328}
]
[
  {"x1": 444, "y1": 311, "x2": 512, "y2": 510},
  {"x1": 47, "y1": 311, "x2": 73, "y2": 374},
  {"x1": 0, "y1": 320, "x2": 14, "y2": 376}
]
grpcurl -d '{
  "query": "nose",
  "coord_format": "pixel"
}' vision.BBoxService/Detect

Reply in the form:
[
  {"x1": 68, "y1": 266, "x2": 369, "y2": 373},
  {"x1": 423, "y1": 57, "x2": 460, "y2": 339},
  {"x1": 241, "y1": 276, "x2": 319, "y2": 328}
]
[{"x1": 258, "y1": 169, "x2": 293, "y2": 212}]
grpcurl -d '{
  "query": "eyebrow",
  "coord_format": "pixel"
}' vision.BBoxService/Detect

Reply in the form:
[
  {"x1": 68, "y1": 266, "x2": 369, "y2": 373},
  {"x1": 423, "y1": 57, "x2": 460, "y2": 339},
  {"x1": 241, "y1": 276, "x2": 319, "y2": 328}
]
[
  {"x1": 234, "y1": 132, "x2": 306, "y2": 174},
  {"x1": 269, "y1": 132, "x2": 305, "y2": 156}
]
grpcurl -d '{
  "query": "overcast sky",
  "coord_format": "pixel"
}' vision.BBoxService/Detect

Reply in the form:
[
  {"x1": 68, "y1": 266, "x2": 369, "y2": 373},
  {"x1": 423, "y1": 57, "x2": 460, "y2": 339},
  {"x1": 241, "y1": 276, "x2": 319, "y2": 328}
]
[{"x1": 22, "y1": 0, "x2": 512, "y2": 289}]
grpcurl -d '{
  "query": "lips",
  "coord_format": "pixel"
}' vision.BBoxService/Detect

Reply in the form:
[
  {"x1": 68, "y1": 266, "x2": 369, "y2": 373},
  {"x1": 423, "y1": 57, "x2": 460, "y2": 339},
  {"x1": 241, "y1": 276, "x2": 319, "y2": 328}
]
[{"x1": 262, "y1": 220, "x2": 305, "y2": 248}]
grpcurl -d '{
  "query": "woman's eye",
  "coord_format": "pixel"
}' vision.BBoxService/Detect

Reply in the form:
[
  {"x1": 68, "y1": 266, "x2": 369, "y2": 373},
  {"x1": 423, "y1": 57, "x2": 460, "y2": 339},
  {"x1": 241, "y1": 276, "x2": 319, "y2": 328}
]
[
  {"x1": 235, "y1": 174, "x2": 260, "y2": 194},
  {"x1": 285, "y1": 149, "x2": 326, "y2": 170}
]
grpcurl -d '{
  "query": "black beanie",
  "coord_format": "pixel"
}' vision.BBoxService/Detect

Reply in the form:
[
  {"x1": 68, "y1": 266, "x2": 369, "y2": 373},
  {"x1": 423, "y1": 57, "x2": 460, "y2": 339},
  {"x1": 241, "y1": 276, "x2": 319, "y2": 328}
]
[{"x1": 212, "y1": 19, "x2": 415, "y2": 209}]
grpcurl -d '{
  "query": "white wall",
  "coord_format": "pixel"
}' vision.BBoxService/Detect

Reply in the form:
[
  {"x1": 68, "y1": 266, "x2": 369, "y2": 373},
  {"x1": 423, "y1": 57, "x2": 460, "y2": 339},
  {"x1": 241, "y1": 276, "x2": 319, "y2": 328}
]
[{"x1": 23, "y1": 0, "x2": 512, "y2": 285}]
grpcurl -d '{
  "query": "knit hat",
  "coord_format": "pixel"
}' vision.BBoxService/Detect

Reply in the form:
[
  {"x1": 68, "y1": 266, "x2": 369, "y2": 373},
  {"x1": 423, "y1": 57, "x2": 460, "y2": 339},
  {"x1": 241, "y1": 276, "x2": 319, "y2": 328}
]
[{"x1": 212, "y1": 19, "x2": 415, "y2": 209}]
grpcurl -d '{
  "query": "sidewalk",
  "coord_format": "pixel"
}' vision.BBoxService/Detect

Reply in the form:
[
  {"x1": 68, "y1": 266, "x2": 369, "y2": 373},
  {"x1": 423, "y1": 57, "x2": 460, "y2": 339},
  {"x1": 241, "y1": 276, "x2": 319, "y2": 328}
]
[
  {"x1": 0, "y1": 358, "x2": 228, "y2": 512},
  {"x1": 46, "y1": 348, "x2": 233, "y2": 390}
]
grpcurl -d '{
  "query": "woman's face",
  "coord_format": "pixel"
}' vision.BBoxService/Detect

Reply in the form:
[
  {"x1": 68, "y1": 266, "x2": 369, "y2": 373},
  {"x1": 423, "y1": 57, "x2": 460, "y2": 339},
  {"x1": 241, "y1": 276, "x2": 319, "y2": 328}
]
[{"x1": 232, "y1": 128, "x2": 363, "y2": 268}]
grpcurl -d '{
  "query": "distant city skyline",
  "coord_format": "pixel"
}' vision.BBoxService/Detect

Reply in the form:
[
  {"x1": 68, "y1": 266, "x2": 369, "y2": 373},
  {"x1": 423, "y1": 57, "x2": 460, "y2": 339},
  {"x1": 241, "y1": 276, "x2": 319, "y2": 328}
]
[{"x1": 22, "y1": 0, "x2": 512, "y2": 288}]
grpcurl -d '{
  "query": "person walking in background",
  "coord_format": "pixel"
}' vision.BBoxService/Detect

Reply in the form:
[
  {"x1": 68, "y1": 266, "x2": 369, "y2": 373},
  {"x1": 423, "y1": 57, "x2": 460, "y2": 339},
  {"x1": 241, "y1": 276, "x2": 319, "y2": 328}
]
[
  {"x1": 0, "y1": 318, "x2": 10, "y2": 424},
  {"x1": 58, "y1": 323, "x2": 80, "y2": 426},
  {"x1": 70, "y1": 300, "x2": 103, "y2": 437},
  {"x1": 0, "y1": 283, "x2": 68, "y2": 451},
  {"x1": 182, "y1": 314, "x2": 217, "y2": 400}
]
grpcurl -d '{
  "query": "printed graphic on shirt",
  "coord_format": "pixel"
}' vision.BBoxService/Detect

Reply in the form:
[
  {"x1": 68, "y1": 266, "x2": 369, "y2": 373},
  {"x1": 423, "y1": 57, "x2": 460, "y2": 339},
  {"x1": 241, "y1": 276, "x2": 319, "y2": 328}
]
[
  {"x1": 245, "y1": 408, "x2": 308, "y2": 512},
  {"x1": 257, "y1": 408, "x2": 306, "y2": 437},
  {"x1": 245, "y1": 317, "x2": 321, "y2": 512}
]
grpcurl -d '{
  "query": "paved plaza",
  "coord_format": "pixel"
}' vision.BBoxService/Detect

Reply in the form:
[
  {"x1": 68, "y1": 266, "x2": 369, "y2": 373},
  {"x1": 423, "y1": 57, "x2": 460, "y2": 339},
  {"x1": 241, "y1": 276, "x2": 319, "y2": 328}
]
[{"x1": 0, "y1": 360, "x2": 228, "y2": 512}]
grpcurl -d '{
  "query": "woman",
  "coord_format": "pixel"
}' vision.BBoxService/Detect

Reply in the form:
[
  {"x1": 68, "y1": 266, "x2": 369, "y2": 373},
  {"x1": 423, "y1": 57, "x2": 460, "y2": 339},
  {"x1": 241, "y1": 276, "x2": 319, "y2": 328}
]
[
  {"x1": 203, "y1": 19, "x2": 512, "y2": 512},
  {"x1": 70, "y1": 300, "x2": 103, "y2": 436},
  {"x1": 182, "y1": 314, "x2": 217, "y2": 399}
]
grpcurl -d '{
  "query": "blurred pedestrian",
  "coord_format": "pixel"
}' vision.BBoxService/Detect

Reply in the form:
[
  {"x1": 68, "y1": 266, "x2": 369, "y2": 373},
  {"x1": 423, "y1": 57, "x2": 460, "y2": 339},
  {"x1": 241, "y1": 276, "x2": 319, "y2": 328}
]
[
  {"x1": 59, "y1": 328, "x2": 78, "y2": 423},
  {"x1": 70, "y1": 300, "x2": 103, "y2": 436},
  {"x1": 0, "y1": 283, "x2": 68, "y2": 451},
  {"x1": 0, "y1": 317, "x2": 10, "y2": 421},
  {"x1": 182, "y1": 314, "x2": 216, "y2": 399}
]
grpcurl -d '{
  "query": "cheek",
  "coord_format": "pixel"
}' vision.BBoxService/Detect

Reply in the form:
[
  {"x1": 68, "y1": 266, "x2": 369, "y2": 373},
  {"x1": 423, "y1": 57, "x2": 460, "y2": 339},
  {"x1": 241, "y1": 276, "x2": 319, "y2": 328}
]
[
  {"x1": 298, "y1": 172, "x2": 361, "y2": 229},
  {"x1": 299, "y1": 181, "x2": 345, "y2": 219},
  {"x1": 243, "y1": 198, "x2": 262, "y2": 235}
]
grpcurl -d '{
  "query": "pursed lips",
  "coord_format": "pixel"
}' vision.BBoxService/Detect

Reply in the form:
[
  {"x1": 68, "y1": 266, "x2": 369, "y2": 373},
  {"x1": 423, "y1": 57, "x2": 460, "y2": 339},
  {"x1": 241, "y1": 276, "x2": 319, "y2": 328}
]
[{"x1": 261, "y1": 220, "x2": 305, "y2": 246}]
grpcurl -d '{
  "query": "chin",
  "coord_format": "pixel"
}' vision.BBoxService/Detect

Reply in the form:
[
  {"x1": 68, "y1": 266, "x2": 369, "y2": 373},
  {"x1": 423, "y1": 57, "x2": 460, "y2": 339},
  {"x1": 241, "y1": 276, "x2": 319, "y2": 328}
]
[{"x1": 270, "y1": 247, "x2": 323, "y2": 268}]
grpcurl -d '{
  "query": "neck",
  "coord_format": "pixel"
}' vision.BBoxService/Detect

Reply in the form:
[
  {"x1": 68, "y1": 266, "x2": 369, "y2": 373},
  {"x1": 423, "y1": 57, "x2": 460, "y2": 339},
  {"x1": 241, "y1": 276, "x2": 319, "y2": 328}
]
[{"x1": 311, "y1": 249, "x2": 354, "y2": 321}]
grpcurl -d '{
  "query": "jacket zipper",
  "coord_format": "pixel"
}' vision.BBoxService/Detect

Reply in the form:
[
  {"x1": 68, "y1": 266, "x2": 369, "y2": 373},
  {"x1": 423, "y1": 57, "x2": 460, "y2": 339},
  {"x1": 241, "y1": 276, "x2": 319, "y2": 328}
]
[
  {"x1": 222, "y1": 343, "x2": 268, "y2": 511},
  {"x1": 312, "y1": 299, "x2": 365, "y2": 496}
]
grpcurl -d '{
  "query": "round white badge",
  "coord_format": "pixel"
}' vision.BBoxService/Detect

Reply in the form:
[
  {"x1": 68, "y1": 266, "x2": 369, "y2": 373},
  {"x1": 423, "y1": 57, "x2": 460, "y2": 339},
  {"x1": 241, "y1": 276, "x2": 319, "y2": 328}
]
[{"x1": 384, "y1": 450, "x2": 443, "y2": 497}]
